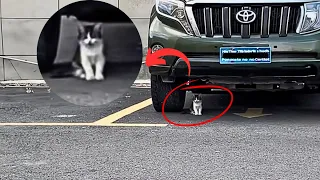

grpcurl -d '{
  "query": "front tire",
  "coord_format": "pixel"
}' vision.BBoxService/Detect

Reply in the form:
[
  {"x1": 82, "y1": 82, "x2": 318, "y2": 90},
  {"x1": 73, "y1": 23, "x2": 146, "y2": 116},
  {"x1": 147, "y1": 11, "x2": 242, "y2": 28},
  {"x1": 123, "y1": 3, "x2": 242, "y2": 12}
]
[{"x1": 151, "y1": 75, "x2": 186, "y2": 112}]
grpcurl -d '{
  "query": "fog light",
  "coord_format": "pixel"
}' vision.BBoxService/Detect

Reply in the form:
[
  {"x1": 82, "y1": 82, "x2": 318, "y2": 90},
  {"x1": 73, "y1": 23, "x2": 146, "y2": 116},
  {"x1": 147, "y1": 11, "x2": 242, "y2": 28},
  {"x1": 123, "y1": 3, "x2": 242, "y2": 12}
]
[{"x1": 151, "y1": 44, "x2": 164, "y2": 53}]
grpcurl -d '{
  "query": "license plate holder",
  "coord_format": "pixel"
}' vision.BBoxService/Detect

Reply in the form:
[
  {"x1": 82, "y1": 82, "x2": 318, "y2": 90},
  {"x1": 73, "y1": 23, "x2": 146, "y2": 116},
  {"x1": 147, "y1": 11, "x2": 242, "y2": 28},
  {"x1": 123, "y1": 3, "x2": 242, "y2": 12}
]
[{"x1": 219, "y1": 47, "x2": 272, "y2": 64}]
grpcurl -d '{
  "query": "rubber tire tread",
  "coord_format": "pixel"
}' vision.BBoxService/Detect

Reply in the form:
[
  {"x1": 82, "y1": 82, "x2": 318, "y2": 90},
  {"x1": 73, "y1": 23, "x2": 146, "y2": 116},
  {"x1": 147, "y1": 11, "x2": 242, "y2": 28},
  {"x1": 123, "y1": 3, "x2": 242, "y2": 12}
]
[{"x1": 151, "y1": 75, "x2": 186, "y2": 112}]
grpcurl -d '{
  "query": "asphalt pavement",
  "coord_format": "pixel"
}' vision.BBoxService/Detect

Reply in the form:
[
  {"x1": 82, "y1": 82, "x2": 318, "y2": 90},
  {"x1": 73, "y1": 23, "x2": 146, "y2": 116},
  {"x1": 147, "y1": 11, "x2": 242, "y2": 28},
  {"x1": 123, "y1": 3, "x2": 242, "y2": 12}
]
[{"x1": 1, "y1": 87, "x2": 320, "y2": 179}]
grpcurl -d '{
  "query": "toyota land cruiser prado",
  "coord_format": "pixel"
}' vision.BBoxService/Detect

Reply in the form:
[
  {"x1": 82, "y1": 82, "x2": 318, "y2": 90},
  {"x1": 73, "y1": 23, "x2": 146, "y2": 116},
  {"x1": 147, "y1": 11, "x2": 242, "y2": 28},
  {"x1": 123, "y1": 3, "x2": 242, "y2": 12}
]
[{"x1": 148, "y1": 0, "x2": 320, "y2": 112}]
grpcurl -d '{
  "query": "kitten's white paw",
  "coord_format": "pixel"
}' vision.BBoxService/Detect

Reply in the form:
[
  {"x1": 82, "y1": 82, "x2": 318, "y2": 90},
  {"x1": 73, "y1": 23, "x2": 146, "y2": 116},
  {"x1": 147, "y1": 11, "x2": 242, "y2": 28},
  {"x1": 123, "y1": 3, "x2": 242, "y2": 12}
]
[
  {"x1": 85, "y1": 74, "x2": 95, "y2": 81},
  {"x1": 95, "y1": 73, "x2": 104, "y2": 81},
  {"x1": 80, "y1": 73, "x2": 86, "y2": 79},
  {"x1": 74, "y1": 69, "x2": 83, "y2": 77}
]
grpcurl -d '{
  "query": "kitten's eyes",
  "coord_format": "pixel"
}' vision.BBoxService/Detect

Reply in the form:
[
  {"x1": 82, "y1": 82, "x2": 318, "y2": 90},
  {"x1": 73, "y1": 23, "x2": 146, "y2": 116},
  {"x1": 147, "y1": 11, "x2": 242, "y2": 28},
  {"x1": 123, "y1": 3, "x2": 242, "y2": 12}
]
[{"x1": 92, "y1": 31, "x2": 102, "y2": 38}]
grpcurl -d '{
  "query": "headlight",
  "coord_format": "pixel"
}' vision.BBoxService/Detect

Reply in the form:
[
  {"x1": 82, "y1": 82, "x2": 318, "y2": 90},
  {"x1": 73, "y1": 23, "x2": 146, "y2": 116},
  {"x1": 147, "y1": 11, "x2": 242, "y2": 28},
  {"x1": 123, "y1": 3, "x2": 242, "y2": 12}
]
[
  {"x1": 155, "y1": 0, "x2": 194, "y2": 35},
  {"x1": 299, "y1": 2, "x2": 320, "y2": 34}
]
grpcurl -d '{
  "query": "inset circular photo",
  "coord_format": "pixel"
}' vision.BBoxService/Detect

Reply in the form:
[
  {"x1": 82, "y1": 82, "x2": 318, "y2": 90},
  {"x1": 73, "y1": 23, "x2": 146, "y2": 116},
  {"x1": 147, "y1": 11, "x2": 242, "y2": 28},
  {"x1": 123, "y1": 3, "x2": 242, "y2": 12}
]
[{"x1": 37, "y1": 0, "x2": 143, "y2": 106}]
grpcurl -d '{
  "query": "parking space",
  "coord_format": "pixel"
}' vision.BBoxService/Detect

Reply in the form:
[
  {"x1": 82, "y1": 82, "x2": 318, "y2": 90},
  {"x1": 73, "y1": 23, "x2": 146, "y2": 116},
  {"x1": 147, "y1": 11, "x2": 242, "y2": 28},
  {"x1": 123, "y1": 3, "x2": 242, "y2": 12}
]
[
  {"x1": 115, "y1": 91, "x2": 320, "y2": 125},
  {"x1": 1, "y1": 87, "x2": 320, "y2": 126},
  {"x1": 1, "y1": 87, "x2": 320, "y2": 179}
]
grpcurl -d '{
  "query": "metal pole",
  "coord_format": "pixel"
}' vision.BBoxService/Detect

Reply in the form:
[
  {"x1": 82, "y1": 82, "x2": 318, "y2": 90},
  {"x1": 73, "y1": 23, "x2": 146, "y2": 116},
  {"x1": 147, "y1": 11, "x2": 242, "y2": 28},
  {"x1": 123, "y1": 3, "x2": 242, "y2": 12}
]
[{"x1": 0, "y1": 56, "x2": 38, "y2": 65}]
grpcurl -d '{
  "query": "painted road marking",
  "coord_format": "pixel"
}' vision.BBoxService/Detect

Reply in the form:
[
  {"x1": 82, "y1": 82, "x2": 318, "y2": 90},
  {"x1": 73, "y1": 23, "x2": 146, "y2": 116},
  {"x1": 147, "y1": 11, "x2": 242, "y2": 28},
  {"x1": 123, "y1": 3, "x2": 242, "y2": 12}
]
[
  {"x1": 93, "y1": 98, "x2": 153, "y2": 125},
  {"x1": 0, "y1": 98, "x2": 168, "y2": 127},
  {"x1": 0, "y1": 123, "x2": 92, "y2": 126},
  {"x1": 0, "y1": 123, "x2": 167, "y2": 127},
  {"x1": 52, "y1": 115, "x2": 77, "y2": 118},
  {"x1": 131, "y1": 79, "x2": 151, "y2": 89},
  {"x1": 234, "y1": 108, "x2": 272, "y2": 118}
]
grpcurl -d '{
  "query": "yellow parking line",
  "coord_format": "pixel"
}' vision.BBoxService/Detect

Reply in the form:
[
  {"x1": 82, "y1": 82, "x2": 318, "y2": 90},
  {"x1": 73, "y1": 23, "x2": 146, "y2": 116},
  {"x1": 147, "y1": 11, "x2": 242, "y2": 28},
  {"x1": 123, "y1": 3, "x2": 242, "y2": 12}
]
[
  {"x1": 0, "y1": 123, "x2": 167, "y2": 127},
  {"x1": 93, "y1": 98, "x2": 153, "y2": 125},
  {"x1": 0, "y1": 123, "x2": 93, "y2": 126},
  {"x1": 94, "y1": 123, "x2": 167, "y2": 127}
]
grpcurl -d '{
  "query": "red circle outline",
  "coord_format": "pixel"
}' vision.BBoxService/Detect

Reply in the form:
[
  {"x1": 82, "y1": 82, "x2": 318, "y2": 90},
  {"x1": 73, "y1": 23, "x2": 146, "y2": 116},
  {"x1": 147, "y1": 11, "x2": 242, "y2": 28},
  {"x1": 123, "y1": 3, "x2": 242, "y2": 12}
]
[{"x1": 161, "y1": 82, "x2": 234, "y2": 127}]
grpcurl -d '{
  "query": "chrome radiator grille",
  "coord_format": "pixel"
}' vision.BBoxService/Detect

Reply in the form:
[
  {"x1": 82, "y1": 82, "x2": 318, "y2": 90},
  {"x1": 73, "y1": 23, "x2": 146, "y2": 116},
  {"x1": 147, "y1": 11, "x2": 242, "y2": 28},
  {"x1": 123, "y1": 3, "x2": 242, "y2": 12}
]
[{"x1": 191, "y1": 4, "x2": 302, "y2": 38}]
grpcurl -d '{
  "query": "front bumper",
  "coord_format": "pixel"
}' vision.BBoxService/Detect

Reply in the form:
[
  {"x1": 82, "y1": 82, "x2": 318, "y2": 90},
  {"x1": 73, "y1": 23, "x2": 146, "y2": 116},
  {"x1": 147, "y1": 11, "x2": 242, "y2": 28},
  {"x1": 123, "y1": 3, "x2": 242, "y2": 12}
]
[{"x1": 148, "y1": 17, "x2": 320, "y2": 83}]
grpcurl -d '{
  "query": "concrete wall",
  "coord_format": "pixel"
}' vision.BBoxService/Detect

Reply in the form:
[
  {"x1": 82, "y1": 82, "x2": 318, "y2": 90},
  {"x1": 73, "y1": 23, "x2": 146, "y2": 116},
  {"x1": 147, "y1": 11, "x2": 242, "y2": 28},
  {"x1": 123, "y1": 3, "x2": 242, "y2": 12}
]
[{"x1": 0, "y1": 0, "x2": 152, "y2": 80}]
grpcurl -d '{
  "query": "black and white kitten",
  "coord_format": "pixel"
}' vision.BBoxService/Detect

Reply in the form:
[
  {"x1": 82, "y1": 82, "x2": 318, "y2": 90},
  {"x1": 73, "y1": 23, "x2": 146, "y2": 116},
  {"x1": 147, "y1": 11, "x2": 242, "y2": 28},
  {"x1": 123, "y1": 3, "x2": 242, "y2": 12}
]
[
  {"x1": 75, "y1": 20, "x2": 106, "y2": 81},
  {"x1": 190, "y1": 94, "x2": 203, "y2": 116},
  {"x1": 50, "y1": 17, "x2": 106, "y2": 81}
]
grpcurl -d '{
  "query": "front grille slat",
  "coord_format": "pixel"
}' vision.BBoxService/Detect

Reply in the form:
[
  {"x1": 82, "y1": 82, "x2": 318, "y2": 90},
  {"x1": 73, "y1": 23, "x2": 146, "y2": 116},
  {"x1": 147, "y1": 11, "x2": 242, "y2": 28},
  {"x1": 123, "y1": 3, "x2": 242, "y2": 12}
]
[
  {"x1": 222, "y1": 7, "x2": 231, "y2": 38},
  {"x1": 279, "y1": 6, "x2": 291, "y2": 37},
  {"x1": 192, "y1": 3, "x2": 302, "y2": 38},
  {"x1": 213, "y1": 7, "x2": 222, "y2": 34},
  {"x1": 204, "y1": 7, "x2": 214, "y2": 37},
  {"x1": 260, "y1": 6, "x2": 271, "y2": 38},
  {"x1": 241, "y1": 7, "x2": 251, "y2": 38},
  {"x1": 210, "y1": 8, "x2": 214, "y2": 36}
]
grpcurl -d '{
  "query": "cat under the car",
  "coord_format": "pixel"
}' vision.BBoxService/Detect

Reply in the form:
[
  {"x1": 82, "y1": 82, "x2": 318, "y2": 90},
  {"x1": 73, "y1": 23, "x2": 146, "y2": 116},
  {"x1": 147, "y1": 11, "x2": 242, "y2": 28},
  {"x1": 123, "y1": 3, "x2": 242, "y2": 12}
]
[{"x1": 190, "y1": 93, "x2": 203, "y2": 116}]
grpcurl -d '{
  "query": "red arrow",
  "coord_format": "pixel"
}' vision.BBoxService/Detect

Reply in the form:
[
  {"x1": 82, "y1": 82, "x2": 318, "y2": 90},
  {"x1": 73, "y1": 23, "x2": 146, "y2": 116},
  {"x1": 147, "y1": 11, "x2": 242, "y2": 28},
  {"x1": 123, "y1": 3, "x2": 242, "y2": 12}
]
[{"x1": 145, "y1": 48, "x2": 191, "y2": 76}]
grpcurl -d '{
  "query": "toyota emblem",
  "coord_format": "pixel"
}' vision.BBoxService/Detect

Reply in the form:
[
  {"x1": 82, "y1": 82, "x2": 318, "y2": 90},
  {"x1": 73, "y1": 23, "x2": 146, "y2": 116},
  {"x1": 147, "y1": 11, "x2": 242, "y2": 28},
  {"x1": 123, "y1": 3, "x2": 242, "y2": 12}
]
[{"x1": 236, "y1": 9, "x2": 256, "y2": 24}]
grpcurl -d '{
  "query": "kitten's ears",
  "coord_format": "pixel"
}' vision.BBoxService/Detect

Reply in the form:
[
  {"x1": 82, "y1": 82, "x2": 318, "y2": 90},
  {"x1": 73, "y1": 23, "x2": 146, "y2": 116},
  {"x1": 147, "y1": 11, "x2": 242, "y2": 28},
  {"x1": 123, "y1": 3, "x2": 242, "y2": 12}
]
[
  {"x1": 93, "y1": 23, "x2": 103, "y2": 32},
  {"x1": 67, "y1": 15, "x2": 103, "y2": 34},
  {"x1": 193, "y1": 93, "x2": 202, "y2": 100}
]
